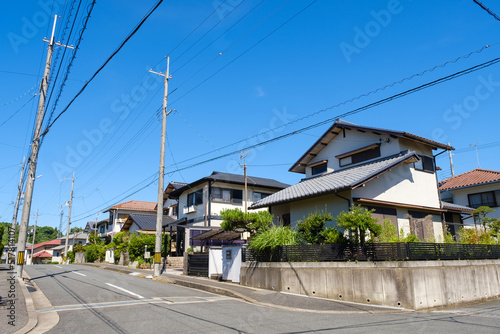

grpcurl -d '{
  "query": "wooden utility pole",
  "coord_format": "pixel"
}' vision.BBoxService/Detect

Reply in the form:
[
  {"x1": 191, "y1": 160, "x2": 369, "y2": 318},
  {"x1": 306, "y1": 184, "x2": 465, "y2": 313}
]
[
  {"x1": 63, "y1": 171, "x2": 75, "y2": 264},
  {"x1": 11, "y1": 157, "x2": 26, "y2": 233},
  {"x1": 16, "y1": 15, "x2": 73, "y2": 278},
  {"x1": 149, "y1": 57, "x2": 172, "y2": 277},
  {"x1": 30, "y1": 209, "x2": 39, "y2": 265},
  {"x1": 239, "y1": 151, "x2": 252, "y2": 213}
]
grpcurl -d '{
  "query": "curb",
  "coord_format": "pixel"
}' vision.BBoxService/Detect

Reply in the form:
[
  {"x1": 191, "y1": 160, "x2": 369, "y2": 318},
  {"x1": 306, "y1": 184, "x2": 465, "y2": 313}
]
[{"x1": 15, "y1": 274, "x2": 37, "y2": 334}]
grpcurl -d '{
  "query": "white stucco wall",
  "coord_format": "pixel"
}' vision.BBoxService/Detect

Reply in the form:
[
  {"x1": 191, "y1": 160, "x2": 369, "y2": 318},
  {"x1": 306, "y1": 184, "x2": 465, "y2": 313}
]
[
  {"x1": 305, "y1": 129, "x2": 401, "y2": 178},
  {"x1": 352, "y1": 163, "x2": 441, "y2": 209},
  {"x1": 444, "y1": 183, "x2": 500, "y2": 220},
  {"x1": 289, "y1": 193, "x2": 351, "y2": 229}
]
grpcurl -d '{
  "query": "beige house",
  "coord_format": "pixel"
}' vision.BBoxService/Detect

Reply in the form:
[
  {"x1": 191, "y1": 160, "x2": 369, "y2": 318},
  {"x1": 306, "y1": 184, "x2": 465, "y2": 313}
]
[{"x1": 251, "y1": 119, "x2": 473, "y2": 241}]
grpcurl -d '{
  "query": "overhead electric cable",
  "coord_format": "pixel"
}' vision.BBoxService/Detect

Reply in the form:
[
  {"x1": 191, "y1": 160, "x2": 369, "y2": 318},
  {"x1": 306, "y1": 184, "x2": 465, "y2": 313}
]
[
  {"x1": 42, "y1": 0, "x2": 164, "y2": 135},
  {"x1": 473, "y1": 0, "x2": 500, "y2": 21},
  {"x1": 69, "y1": 55, "x2": 500, "y2": 222}
]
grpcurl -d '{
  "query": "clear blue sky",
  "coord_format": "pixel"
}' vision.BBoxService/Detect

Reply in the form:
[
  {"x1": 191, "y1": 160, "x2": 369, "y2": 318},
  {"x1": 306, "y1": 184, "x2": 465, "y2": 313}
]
[{"x1": 1, "y1": 0, "x2": 500, "y2": 230}]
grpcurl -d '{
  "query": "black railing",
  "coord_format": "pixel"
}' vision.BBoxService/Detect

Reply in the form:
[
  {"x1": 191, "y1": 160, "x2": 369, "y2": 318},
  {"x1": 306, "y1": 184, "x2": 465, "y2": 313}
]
[{"x1": 243, "y1": 243, "x2": 500, "y2": 262}]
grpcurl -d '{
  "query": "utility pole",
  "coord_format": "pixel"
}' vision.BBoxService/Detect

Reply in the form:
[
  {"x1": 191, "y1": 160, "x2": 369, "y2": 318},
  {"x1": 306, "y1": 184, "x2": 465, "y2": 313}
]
[
  {"x1": 30, "y1": 209, "x2": 39, "y2": 265},
  {"x1": 63, "y1": 171, "x2": 75, "y2": 264},
  {"x1": 16, "y1": 15, "x2": 73, "y2": 278},
  {"x1": 470, "y1": 142, "x2": 480, "y2": 168},
  {"x1": 149, "y1": 57, "x2": 172, "y2": 277},
  {"x1": 447, "y1": 143, "x2": 455, "y2": 177},
  {"x1": 58, "y1": 205, "x2": 64, "y2": 238},
  {"x1": 11, "y1": 157, "x2": 26, "y2": 234},
  {"x1": 239, "y1": 151, "x2": 252, "y2": 213}
]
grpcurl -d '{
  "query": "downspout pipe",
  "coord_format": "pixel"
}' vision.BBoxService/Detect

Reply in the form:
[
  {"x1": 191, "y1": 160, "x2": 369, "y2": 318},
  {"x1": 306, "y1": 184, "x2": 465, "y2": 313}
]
[
  {"x1": 208, "y1": 181, "x2": 212, "y2": 227},
  {"x1": 334, "y1": 192, "x2": 351, "y2": 209}
]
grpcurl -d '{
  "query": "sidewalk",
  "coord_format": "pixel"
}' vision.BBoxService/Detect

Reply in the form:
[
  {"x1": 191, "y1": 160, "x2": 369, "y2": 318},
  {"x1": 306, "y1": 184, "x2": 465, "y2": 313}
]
[
  {"x1": 0, "y1": 264, "x2": 30, "y2": 334},
  {"x1": 84, "y1": 262, "x2": 405, "y2": 314}
]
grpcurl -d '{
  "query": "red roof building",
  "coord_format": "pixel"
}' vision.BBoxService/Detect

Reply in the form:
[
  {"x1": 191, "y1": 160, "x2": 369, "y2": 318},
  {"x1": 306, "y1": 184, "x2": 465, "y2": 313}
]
[
  {"x1": 440, "y1": 168, "x2": 500, "y2": 221},
  {"x1": 440, "y1": 169, "x2": 500, "y2": 191}
]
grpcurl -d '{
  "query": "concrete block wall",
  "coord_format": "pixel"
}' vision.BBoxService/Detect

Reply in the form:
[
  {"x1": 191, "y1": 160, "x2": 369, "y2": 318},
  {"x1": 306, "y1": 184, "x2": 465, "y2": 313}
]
[
  {"x1": 240, "y1": 260, "x2": 500, "y2": 310},
  {"x1": 166, "y1": 256, "x2": 184, "y2": 268}
]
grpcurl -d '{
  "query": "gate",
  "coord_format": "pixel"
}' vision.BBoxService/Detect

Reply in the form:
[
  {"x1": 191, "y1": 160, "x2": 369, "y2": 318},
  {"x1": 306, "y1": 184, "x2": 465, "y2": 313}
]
[{"x1": 187, "y1": 253, "x2": 209, "y2": 277}]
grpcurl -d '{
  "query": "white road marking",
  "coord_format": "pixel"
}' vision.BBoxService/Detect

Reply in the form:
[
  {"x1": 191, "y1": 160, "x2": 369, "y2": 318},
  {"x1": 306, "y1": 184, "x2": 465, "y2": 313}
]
[
  {"x1": 54, "y1": 265, "x2": 63, "y2": 268},
  {"x1": 106, "y1": 283, "x2": 144, "y2": 299},
  {"x1": 129, "y1": 272, "x2": 140, "y2": 276},
  {"x1": 71, "y1": 271, "x2": 86, "y2": 277}
]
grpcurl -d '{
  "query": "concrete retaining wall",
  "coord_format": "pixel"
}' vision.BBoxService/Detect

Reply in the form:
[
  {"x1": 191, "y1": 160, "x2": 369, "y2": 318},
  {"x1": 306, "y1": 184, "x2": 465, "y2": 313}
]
[{"x1": 240, "y1": 260, "x2": 500, "y2": 310}]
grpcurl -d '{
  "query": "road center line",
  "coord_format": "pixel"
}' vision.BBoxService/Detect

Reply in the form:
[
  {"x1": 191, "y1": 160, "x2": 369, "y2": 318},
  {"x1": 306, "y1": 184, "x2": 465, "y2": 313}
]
[
  {"x1": 71, "y1": 271, "x2": 87, "y2": 277},
  {"x1": 54, "y1": 265, "x2": 63, "y2": 268},
  {"x1": 106, "y1": 283, "x2": 144, "y2": 299}
]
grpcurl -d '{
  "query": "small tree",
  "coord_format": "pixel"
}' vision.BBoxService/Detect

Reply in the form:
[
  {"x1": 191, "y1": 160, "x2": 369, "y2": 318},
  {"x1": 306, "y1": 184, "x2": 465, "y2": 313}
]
[
  {"x1": 113, "y1": 231, "x2": 131, "y2": 262},
  {"x1": 297, "y1": 209, "x2": 334, "y2": 244},
  {"x1": 473, "y1": 206, "x2": 495, "y2": 231},
  {"x1": 220, "y1": 209, "x2": 273, "y2": 235},
  {"x1": 128, "y1": 233, "x2": 155, "y2": 261},
  {"x1": 378, "y1": 219, "x2": 399, "y2": 243},
  {"x1": 336, "y1": 206, "x2": 381, "y2": 244}
]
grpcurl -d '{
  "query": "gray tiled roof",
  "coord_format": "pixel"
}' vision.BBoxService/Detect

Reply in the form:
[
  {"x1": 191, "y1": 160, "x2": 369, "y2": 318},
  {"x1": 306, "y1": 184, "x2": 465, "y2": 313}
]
[
  {"x1": 250, "y1": 151, "x2": 418, "y2": 209},
  {"x1": 128, "y1": 213, "x2": 176, "y2": 230},
  {"x1": 441, "y1": 201, "x2": 474, "y2": 212}
]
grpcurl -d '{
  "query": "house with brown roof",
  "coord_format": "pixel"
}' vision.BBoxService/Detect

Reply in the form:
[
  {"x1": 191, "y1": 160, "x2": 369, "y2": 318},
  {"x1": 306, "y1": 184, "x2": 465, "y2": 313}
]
[
  {"x1": 102, "y1": 200, "x2": 157, "y2": 240},
  {"x1": 29, "y1": 239, "x2": 63, "y2": 264},
  {"x1": 440, "y1": 168, "x2": 500, "y2": 223},
  {"x1": 251, "y1": 119, "x2": 473, "y2": 241}
]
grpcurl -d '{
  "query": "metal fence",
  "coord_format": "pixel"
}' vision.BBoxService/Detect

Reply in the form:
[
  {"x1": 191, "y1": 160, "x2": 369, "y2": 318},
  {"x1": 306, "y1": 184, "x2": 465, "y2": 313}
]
[
  {"x1": 243, "y1": 243, "x2": 500, "y2": 262},
  {"x1": 187, "y1": 253, "x2": 209, "y2": 276}
]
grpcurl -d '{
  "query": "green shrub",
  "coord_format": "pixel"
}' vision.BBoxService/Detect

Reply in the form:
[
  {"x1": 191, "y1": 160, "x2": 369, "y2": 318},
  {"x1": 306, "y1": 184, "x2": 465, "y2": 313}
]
[
  {"x1": 128, "y1": 233, "x2": 155, "y2": 261},
  {"x1": 249, "y1": 225, "x2": 298, "y2": 252},
  {"x1": 85, "y1": 243, "x2": 105, "y2": 262},
  {"x1": 73, "y1": 243, "x2": 85, "y2": 253},
  {"x1": 378, "y1": 219, "x2": 399, "y2": 243},
  {"x1": 68, "y1": 251, "x2": 75, "y2": 264},
  {"x1": 50, "y1": 261, "x2": 59, "y2": 264},
  {"x1": 459, "y1": 228, "x2": 495, "y2": 245},
  {"x1": 297, "y1": 209, "x2": 334, "y2": 244},
  {"x1": 320, "y1": 227, "x2": 347, "y2": 244}
]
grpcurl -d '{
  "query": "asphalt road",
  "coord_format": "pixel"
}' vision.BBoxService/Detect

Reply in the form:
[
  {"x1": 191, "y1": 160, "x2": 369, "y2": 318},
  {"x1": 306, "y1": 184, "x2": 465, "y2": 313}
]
[{"x1": 24, "y1": 264, "x2": 500, "y2": 334}]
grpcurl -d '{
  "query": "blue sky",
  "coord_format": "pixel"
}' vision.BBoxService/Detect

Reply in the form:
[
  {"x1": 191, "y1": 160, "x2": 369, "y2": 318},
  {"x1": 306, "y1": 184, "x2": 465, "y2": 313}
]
[{"x1": 1, "y1": 0, "x2": 500, "y2": 230}]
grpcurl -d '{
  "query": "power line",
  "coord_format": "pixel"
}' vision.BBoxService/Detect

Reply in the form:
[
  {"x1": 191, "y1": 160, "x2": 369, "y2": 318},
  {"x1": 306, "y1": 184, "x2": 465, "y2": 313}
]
[
  {"x1": 0, "y1": 81, "x2": 40, "y2": 107},
  {"x1": 44, "y1": 0, "x2": 85, "y2": 125},
  {"x1": 0, "y1": 94, "x2": 37, "y2": 129},
  {"x1": 169, "y1": 42, "x2": 500, "y2": 168},
  {"x1": 167, "y1": 0, "x2": 229, "y2": 58},
  {"x1": 42, "y1": 0, "x2": 165, "y2": 135},
  {"x1": 69, "y1": 54, "x2": 500, "y2": 222},
  {"x1": 473, "y1": 0, "x2": 500, "y2": 21}
]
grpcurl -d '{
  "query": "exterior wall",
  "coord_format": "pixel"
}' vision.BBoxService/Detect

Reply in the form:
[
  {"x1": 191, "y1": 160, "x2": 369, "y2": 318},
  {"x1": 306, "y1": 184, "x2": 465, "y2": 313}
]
[
  {"x1": 178, "y1": 181, "x2": 285, "y2": 249},
  {"x1": 352, "y1": 163, "x2": 441, "y2": 209},
  {"x1": 289, "y1": 192, "x2": 351, "y2": 228},
  {"x1": 305, "y1": 129, "x2": 401, "y2": 178},
  {"x1": 177, "y1": 183, "x2": 207, "y2": 222},
  {"x1": 270, "y1": 203, "x2": 290, "y2": 225},
  {"x1": 241, "y1": 260, "x2": 500, "y2": 310},
  {"x1": 445, "y1": 183, "x2": 500, "y2": 220}
]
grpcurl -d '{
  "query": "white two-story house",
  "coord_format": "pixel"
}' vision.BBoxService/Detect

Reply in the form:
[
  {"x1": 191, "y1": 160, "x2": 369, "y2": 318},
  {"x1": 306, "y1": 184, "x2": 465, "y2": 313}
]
[
  {"x1": 251, "y1": 119, "x2": 472, "y2": 241},
  {"x1": 166, "y1": 171, "x2": 289, "y2": 252}
]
